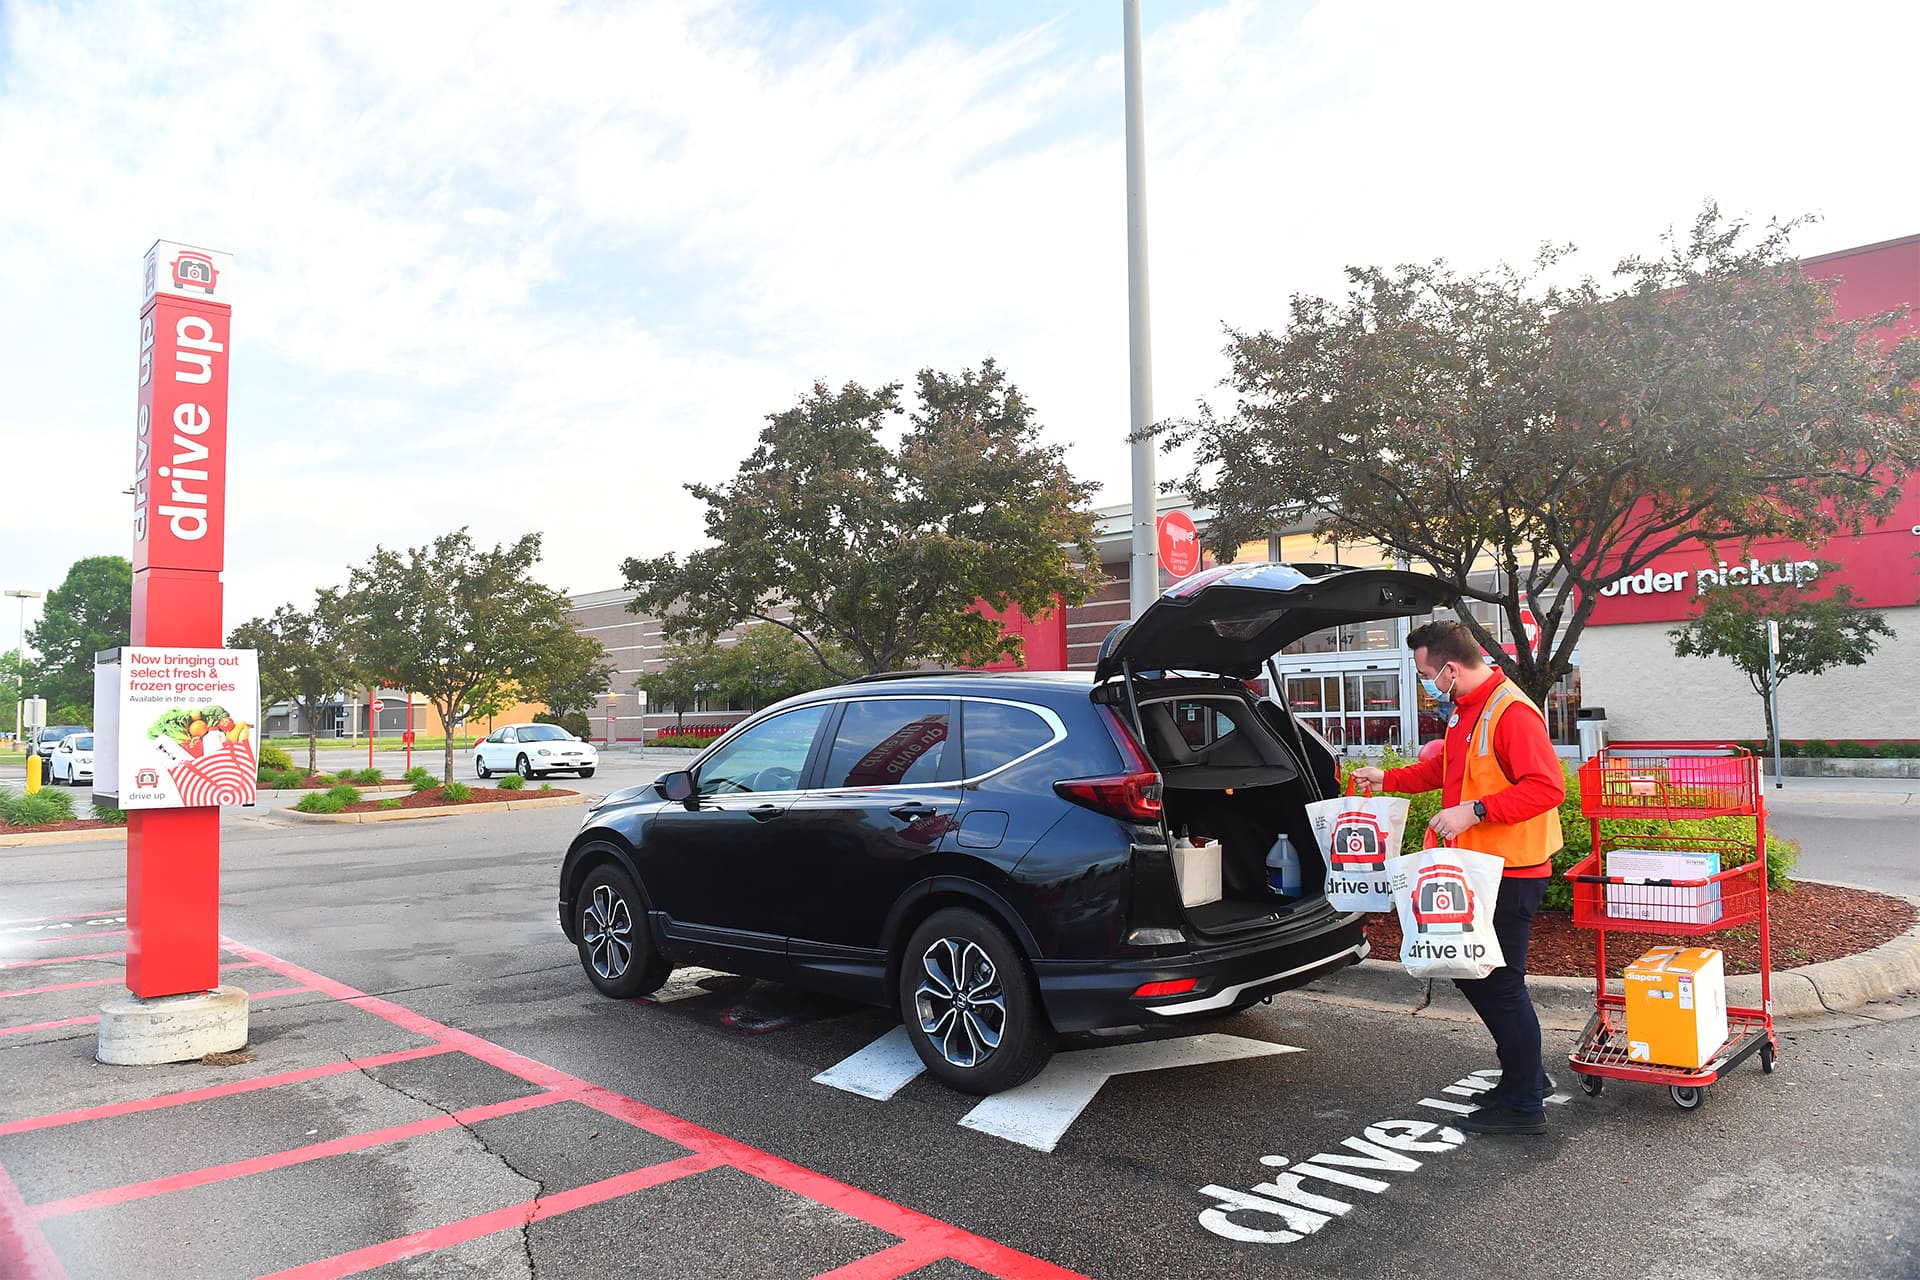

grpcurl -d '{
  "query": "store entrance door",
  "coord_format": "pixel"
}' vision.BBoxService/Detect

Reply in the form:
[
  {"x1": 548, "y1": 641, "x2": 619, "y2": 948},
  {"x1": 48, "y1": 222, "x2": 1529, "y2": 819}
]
[{"x1": 1276, "y1": 658, "x2": 1415, "y2": 755}]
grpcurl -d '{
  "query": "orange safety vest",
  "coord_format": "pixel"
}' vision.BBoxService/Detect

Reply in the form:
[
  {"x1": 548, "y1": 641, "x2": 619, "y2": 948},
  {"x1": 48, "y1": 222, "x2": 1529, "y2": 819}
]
[{"x1": 1448, "y1": 681, "x2": 1562, "y2": 871}]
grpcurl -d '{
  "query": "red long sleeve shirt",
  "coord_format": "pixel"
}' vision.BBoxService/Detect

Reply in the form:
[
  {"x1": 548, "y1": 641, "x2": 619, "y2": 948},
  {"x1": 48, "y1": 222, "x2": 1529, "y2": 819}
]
[{"x1": 1382, "y1": 669, "x2": 1565, "y2": 879}]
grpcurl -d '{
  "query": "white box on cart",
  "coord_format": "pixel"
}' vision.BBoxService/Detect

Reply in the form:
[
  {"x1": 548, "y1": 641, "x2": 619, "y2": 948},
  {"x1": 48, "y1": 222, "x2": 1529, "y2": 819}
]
[{"x1": 1605, "y1": 849, "x2": 1723, "y2": 925}]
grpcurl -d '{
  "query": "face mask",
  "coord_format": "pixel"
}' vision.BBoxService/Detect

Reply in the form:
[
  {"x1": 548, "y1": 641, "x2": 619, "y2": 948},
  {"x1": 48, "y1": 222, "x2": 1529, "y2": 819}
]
[{"x1": 1420, "y1": 677, "x2": 1443, "y2": 701}]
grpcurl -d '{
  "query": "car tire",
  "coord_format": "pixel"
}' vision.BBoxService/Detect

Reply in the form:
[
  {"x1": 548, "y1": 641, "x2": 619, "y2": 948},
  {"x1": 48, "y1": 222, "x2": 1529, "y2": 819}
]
[
  {"x1": 574, "y1": 861, "x2": 669, "y2": 998},
  {"x1": 579, "y1": 768, "x2": 595, "y2": 778},
  {"x1": 476, "y1": 756, "x2": 491, "y2": 779},
  {"x1": 899, "y1": 908, "x2": 1054, "y2": 1096},
  {"x1": 517, "y1": 754, "x2": 537, "y2": 779}
]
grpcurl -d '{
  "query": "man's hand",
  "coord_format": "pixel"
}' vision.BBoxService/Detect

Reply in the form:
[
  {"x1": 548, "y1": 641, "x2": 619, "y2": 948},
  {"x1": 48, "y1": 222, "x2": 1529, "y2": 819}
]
[
  {"x1": 1428, "y1": 801, "x2": 1482, "y2": 841},
  {"x1": 1350, "y1": 766, "x2": 1387, "y2": 796}
]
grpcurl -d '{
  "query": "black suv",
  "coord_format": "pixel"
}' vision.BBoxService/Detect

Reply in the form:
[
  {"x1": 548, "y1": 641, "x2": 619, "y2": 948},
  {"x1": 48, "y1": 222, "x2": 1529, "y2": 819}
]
[{"x1": 558, "y1": 562, "x2": 1450, "y2": 1093}]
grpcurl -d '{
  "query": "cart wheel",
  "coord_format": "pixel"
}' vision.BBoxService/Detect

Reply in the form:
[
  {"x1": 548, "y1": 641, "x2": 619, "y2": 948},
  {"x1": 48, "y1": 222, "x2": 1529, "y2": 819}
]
[
  {"x1": 1579, "y1": 1073, "x2": 1604, "y2": 1098},
  {"x1": 1760, "y1": 1042, "x2": 1777, "y2": 1074},
  {"x1": 1669, "y1": 1085, "x2": 1704, "y2": 1110}
]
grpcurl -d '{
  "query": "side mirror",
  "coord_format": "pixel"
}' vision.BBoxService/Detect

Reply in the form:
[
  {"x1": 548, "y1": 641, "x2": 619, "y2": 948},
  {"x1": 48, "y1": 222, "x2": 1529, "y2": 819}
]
[{"x1": 659, "y1": 771, "x2": 694, "y2": 803}]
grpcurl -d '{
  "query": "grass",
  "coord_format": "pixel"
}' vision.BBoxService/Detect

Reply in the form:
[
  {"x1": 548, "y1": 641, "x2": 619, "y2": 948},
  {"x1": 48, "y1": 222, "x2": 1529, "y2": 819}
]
[{"x1": 496, "y1": 774, "x2": 525, "y2": 791}]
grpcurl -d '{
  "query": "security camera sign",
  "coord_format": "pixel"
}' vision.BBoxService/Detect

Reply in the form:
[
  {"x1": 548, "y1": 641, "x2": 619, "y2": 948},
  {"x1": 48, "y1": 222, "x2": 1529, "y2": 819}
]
[{"x1": 103, "y1": 647, "x2": 259, "y2": 809}]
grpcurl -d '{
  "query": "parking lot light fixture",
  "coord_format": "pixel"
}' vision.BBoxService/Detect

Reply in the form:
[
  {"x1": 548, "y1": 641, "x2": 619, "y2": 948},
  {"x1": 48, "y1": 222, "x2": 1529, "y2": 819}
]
[{"x1": 6, "y1": 587, "x2": 43, "y2": 746}]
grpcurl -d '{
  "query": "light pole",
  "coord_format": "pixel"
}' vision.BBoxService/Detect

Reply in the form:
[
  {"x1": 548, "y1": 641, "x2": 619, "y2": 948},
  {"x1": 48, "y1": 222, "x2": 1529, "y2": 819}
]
[
  {"x1": 6, "y1": 588, "x2": 42, "y2": 746},
  {"x1": 1123, "y1": 0, "x2": 1159, "y2": 620}
]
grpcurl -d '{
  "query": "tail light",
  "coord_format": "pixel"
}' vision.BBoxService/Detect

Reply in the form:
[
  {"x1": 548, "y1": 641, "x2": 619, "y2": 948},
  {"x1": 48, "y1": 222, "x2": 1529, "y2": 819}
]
[
  {"x1": 1052, "y1": 706, "x2": 1164, "y2": 822},
  {"x1": 1133, "y1": 978, "x2": 1198, "y2": 998}
]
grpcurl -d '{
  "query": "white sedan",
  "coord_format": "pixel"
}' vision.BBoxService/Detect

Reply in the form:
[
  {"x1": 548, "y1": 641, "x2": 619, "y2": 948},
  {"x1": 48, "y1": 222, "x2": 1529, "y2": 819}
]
[
  {"x1": 49, "y1": 733, "x2": 95, "y2": 786},
  {"x1": 474, "y1": 723, "x2": 598, "y2": 779}
]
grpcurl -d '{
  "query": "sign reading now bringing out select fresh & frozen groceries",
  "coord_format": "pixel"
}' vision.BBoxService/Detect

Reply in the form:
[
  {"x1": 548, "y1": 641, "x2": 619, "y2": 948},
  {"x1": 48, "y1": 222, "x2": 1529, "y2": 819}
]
[{"x1": 94, "y1": 647, "x2": 259, "y2": 809}]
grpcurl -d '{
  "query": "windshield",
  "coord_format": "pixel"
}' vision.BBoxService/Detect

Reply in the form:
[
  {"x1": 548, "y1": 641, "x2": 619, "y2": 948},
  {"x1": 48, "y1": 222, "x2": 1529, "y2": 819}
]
[{"x1": 519, "y1": 725, "x2": 573, "y2": 742}]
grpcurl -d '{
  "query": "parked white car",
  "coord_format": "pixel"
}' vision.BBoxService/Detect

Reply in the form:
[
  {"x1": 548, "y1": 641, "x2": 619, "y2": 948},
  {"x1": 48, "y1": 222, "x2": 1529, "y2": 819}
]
[
  {"x1": 49, "y1": 733, "x2": 95, "y2": 787},
  {"x1": 474, "y1": 724, "x2": 597, "y2": 779}
]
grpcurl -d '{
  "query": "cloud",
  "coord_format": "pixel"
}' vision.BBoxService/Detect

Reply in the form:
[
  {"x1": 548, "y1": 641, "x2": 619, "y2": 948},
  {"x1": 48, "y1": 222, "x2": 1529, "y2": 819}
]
[{"x1": 1, "y1": 0, "x2": 1915, "y2": 637}]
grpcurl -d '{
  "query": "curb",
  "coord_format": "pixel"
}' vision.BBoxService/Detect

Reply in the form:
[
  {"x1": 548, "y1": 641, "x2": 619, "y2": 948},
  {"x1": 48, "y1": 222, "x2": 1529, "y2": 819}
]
[
  {"x1": 1318, "y1": 891, "x2": 1920, "y2": 1023},
  {"x1": 0, "y1": 825, "x2": 130, "y2": 848},
  {"x1": 281, "y1": 791, "x2": 588, "y2": 824},
  {"x1": 1760, "y1": 788, "x2": 1918, "y2": 807}
]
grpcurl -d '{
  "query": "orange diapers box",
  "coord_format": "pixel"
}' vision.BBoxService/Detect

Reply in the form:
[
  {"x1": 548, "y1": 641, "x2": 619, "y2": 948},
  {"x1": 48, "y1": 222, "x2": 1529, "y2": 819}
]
[{"x1": 1623, "y1": 946, "x2": 1729, "y2": 1070}]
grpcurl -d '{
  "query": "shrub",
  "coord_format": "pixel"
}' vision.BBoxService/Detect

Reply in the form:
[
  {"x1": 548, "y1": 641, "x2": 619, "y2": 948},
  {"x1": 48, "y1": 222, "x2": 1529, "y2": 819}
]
[
  {"x1": 352, "y1": 767, "x2": 384, "y2": 785},
  {"x1": 1777, "y1": 740, "x2": 1802, "y2": 758},
  {"x1": 258, "y1": 744, "x2": 294, "y2": 772},
  {"x1": 327, "y1": 784, "x2": 362, "y2": 805},
  {"x1": 404, "y1": 765, "x2": 435, "y2": 786},
  {"x1": 535, "y1": 711, "x2": 593, "y2": 740},
  {"x1": 497, "y1": 774, "x2": 525, "y2": 790},
  {"x1": 1833, "y1": 740, "x2": 1873, "y2": 758},
  {"x1": 377, "y1": 798, "x2": 403, "y2": 810},
  {"x1": 540, "y1": 782, "x2": 553, "y2": 791},
  {"x1": 652, "y1": 733, "x2": 709, "y2": 748},
  {"x1": 443, "y1": 781, "x2": 472, "y2": 802},
  {"x1": 90, "y1": 802, "x2": 129, "y2": 825},
  {"x1": 292, "y1": 791, "x2": 347, "y2": 814},
  {"x1": 7, "y1": 789, "x2": 77, "y2": 827},
  {"x1": 1873, "y1": 741, "x2": 1920, "y2": 759},
  {"x1": 1800, "y1": 739, "x2": 1834, "y2": 758}
]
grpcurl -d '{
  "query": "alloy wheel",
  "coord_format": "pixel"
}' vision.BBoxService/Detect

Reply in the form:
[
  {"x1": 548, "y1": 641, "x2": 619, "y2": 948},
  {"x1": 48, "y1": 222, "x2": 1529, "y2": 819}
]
[
  {"x1": 913, "y1": 937, "x2": 1007, "y2": 1069},
  {"x1": 581, "y1": 883, "x2": 633, "y2": 981}
]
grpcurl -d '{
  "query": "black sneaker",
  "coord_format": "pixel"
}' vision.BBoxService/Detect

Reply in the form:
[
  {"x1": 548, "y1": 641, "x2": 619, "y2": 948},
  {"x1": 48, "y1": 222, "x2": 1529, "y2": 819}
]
[{"x1": 1458, "y1": 1106, "x2": 1548, "y2": 1135}]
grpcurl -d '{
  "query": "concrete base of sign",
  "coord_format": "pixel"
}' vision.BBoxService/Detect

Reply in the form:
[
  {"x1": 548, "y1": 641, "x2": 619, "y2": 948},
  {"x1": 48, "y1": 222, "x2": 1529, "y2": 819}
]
[{"x1": 95, "y1": 985, "x2": 249, "y2": 1066}]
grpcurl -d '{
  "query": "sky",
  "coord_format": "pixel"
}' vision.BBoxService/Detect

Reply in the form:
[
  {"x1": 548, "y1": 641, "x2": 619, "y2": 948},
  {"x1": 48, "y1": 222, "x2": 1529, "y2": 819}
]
[{"x1": 3, "y1": 0, "x2": 1918, "y2": 653}]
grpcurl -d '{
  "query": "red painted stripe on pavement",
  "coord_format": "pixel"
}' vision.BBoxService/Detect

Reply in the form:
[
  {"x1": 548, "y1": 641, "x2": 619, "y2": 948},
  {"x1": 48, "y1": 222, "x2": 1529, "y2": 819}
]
[
  {"x1": 29, "y1": 930, "x2": 126, "y2": 944},
  {"x1": 0, "y1": 984, "x2": 312, "y2": 1036},
  {"x1": 0, "y1": 1044, "x2": 456, "y2": 1137},
  {"x1": 224, "y1": 940, "x2": 1092, "y2": 1280},
  {"x1": 253, "y1": 1154, "x2": 722, "y2": 1280},
  {"x1": 0, "y1": 1162, "x2": 68, "y2": 1280},
  {"x1": 30, "y1": 1090, "x2": 566, "y2": 1219},
  {"x1": 810, "y1": 1239, "x2": 951, "y2": 1280},
  {"x1": 0, "y1": 951, "x2": 123, "y2": 972},
  {"x1": 3, "y1": 961, "x2": 261, "y2": 1000}
]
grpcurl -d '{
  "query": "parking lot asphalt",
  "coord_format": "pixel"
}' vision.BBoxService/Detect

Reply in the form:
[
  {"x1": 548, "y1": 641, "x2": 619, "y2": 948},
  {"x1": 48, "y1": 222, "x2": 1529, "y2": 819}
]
[{"x1": 3, "y1": 765, "x2": 1919, "y2": 1279}]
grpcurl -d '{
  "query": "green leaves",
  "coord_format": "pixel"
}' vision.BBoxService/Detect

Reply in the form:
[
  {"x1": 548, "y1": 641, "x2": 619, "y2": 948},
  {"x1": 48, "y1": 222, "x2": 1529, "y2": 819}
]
[
  {"x1": 26, "y1": 556, "x2": 132, "y2": 713},
  {"x1": 622, "y1": 360, "x2": 1100, "y2": 676}
]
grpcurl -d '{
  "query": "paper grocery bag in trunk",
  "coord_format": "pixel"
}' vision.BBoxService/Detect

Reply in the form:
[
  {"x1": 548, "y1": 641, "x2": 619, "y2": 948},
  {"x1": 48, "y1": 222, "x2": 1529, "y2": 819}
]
[
  {"x1": 1305, "y1": 779, "x2": 1406, "y2": 913},
  {"x1": 1385, "y1": 835, "x2": 1506, "y2": 980}
]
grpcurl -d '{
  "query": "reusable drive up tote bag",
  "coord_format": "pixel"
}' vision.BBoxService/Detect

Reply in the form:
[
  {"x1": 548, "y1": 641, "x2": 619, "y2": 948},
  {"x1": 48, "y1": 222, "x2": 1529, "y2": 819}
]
[
  {"x1": 1384, "y1": 833, "x2": 1506, "y2": 980},
  {"x1": 1306, "y1": 778, "x2": 1407, "y2": 913}
]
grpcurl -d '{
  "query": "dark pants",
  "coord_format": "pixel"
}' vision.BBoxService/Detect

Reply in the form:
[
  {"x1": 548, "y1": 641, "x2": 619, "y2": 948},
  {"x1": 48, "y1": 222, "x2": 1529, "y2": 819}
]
[{"x1": 1453, "y1": 875, "x2": 1548, "y2": 1114}]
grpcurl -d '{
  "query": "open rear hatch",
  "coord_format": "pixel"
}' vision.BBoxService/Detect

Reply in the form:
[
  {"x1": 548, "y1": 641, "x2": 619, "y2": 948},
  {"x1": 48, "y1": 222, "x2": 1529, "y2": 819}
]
[{"x1": 1095, "y1": 562, "x2": 1454, "y2": 937}]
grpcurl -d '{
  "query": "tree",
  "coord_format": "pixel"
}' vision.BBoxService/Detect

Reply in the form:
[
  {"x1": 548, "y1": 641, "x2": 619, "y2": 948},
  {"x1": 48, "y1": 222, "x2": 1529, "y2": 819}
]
[
  {"x1": 1668, "y1": 568, "x2": 1895, "y2": 741},
  {"x1": 634, "y1": 639, "x2": 724, "y2": 733},
  {"x1": 1, "y1": 649, "x2": 21, "y2": 741},
  {"x1": 26, "y1": 556, "x2": 132, "y2": 716},
  {"x1": 621, "y1": 360, "x2": 1102, "y2": 677},
  {"x1": 714, "y1": 624, "x2": 849, "y2": 710},
  {"x1": 518, "y1": 627, "x2": 614, "y2": 720},
  {"x1": 1160, "y1": 206, "x2": 1920, "y2": 704},
  {"x1": 341, "y1": 529, "x2": 589, "y2": 784},
  {"x1": 228, "y1": 589, "x2": 356, "y2": 777}
]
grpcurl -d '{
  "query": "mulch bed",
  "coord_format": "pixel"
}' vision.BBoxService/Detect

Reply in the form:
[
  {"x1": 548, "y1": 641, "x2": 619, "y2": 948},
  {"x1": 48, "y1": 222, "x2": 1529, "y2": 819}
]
[
  {"x1": 1362, "y1": 880, "x2": 1917, "y2": 977},
  {"x1": 331, "y1": 787, "x2": 577, "y2": 813},
  {"x1": 3, "y1": 818, "x2": 125, "y2": 834}
]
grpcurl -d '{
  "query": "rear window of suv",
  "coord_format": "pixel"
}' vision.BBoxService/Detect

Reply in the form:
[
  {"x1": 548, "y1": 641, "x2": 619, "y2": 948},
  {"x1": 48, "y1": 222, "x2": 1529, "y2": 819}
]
[{"x1": 960, "y1": 701, "x2": 1056, "y2": 778}]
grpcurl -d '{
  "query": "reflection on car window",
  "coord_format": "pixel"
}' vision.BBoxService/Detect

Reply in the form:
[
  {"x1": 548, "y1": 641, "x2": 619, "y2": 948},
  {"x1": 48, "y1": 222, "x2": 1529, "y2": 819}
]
[
  {"x1": 520, "y1": 725, "x2": 570, "y2": 741},
  {"x1": 961, "y1": 702, "x2": 1053, "y2": 777},
  {"x1": 824, "y1": 700, "x2": 950, "y2": 788},
  {"x1": 75, "y1": 736, "x2": 93, "y2": 750},
  {"x1": 695, "y1": 705, "x2": 829, "y2": 797},
  {"x1": 1172, "y1": 700, "x2": 1237, "y2": 750}
]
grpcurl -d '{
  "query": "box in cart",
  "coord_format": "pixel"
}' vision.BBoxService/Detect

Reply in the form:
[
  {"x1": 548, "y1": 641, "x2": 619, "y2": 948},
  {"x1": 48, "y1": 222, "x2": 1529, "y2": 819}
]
[
  {"x1": 1623, "y1": 946, "x2": 1729, "y2": 1069},
  {"x1": 1172, "y1": 838, "x2": 1221, "y2": 908},
  {"x1": 1605, "y1": 848, "x2": 1723, "y2": 924}
]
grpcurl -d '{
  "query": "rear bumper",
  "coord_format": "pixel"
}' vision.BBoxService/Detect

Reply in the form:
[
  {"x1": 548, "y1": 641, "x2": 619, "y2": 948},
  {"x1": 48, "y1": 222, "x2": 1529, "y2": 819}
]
[{"x1": 1030, "y1": 913, "x2": 1369, "y2": 1032}]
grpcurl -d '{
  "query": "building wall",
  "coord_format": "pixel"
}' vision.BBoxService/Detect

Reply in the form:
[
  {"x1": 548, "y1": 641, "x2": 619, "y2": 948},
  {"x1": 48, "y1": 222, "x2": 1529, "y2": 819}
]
[{"x1": 1580, "y1": 607, "x2": 1920, "y2": 742}]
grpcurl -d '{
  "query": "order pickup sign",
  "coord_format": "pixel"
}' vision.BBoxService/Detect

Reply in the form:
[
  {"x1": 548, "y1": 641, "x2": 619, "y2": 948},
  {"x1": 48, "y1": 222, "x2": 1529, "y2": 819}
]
[{"x1": 94, "y1": 647, "x2": 260, "y2": 809}]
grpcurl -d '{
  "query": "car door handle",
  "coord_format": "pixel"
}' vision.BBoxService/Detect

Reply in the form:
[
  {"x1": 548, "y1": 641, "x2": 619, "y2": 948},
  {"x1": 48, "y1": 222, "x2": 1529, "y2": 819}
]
[
  {"x1": 889, "y1": 803, "x2": 938, "y2": 822},
  {"x1": 748, "y1": 803, "x2": 784, "y2": 823}
]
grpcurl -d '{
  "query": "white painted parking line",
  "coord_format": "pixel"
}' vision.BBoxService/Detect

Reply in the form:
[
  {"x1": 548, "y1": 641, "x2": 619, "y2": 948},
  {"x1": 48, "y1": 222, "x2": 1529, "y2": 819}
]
[
  {"x1": 641, "y1": 967, "x2": 731, "y2": 1004},
  {"x1": 1417, "y1": 1096, "x2": 1479, "y2": 1115},
  {"x1": 958, "y1": 1034, "x2": 1301, "y2": 1153},
  {"x1": 811, "y1": 1026, "x2": 926, "y2": 1100}
]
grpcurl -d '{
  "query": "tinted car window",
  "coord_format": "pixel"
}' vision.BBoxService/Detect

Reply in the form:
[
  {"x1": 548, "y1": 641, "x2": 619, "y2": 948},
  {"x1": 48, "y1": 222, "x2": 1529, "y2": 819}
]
[
  {"x1": 961, "y1": 701, "x2": 1055, "y2": 778},
  {"x1": 75, "y1": 736, "x2": 93, "y2": 751},
  {"x1": 823, "y1": 699, "x2": 951, "y2": 788},
  {"x1": 521, "y1": 725, "x2": 571, "y2": 741},
  {"x1": 696, "y1": 705, "x2": 828, "y2": 796}
]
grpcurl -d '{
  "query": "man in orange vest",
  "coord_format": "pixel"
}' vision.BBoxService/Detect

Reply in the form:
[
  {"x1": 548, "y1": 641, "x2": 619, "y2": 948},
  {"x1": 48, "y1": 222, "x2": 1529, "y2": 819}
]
[{"x1": 1352, "y1": 619, "x2": 1566, "y2": 1135}]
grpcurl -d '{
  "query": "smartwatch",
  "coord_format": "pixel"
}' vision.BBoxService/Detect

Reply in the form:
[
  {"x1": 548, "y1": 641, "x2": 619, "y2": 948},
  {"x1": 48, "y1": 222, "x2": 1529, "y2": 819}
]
[{"x1": 1471, "y1": 800, "x2": 1488, "y2": 821}]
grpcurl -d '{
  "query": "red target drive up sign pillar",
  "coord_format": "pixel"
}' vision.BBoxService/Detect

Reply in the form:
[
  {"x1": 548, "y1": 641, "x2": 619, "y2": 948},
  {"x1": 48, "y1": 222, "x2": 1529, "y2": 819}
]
[{"x1": 126, "y1": 240, "x2": 234, "y2": 999}]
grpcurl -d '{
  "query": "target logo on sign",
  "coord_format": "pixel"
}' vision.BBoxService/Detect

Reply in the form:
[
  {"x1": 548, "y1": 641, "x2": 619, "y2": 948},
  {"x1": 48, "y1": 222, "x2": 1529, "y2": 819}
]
[{"x1": 169, "y1": 742, "x2": 258, "y2": 807}]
